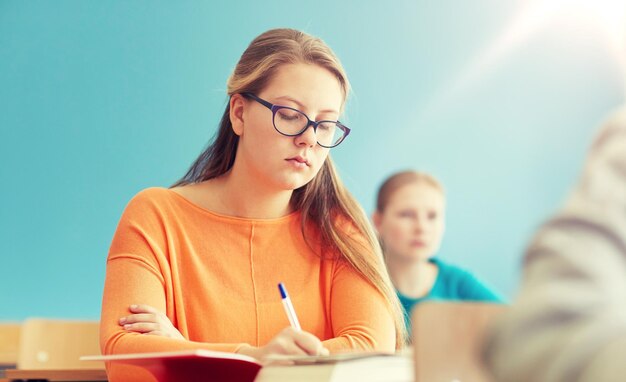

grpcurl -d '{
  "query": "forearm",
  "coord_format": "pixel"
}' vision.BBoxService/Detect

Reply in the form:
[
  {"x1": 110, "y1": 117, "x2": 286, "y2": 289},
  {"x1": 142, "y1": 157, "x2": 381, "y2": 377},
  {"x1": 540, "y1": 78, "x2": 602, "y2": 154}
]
[
  {"x1": 102, "y1": 329, "x2": 247, "y2": 355},
  {"x1": 322, "y1": 326, "x2": 393, "y2": 353},
  {"x1": 100, "y1": 259, "x2": 249, "y2": 355}
]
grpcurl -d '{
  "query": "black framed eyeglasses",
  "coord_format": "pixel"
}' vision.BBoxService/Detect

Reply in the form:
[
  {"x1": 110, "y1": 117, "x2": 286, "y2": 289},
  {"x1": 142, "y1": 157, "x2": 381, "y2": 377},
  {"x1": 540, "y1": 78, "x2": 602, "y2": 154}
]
[{"x1": 241, "y1": 92, "x2": 351, "y2": 148}]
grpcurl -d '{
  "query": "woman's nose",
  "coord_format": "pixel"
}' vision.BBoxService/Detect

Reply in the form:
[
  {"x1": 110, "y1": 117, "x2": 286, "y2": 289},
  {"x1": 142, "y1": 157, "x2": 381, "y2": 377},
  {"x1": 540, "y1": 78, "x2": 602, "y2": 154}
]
[
  {"x1": 294, "y1": 124, "x2": 317, "y2": 148},
  {"x1": 413, "y1": 219, "x2": 424, "y2": 232}
]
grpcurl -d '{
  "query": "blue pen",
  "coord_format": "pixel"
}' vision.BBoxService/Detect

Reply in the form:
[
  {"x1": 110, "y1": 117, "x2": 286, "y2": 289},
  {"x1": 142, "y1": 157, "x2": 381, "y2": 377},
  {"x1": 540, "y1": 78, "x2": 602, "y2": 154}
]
[{"x1": 278, "y1": 282, "x2": 302, "y2": 331}]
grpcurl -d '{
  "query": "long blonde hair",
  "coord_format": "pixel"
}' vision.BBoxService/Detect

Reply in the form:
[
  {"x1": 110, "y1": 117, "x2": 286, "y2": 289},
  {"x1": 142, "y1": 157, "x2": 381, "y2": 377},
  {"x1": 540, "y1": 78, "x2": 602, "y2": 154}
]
[{"x1": 173, "y1": 28, "x2": 407, "y2": 348}]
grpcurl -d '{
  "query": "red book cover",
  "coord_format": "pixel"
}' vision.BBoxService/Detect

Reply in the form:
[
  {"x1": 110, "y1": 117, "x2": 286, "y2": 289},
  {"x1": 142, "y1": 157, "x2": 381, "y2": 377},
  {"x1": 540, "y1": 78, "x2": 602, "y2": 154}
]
[{"x1": 81, "y1": 349, "x2": 262, "y2": 382}]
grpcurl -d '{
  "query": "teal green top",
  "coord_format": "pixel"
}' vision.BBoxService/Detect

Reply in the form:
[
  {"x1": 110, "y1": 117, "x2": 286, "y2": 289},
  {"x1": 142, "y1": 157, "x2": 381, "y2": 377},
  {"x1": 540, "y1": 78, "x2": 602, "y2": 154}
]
[{"x1": 397, "y1": 258, "x2": 505, "y2": 333}]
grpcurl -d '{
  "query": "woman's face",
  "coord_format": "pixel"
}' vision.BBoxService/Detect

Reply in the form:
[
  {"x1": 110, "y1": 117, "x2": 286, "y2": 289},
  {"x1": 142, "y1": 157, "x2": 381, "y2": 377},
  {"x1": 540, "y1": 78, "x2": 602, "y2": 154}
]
[
  {"x1": 374, "y1": 183, "x2": 446, "y2": 262},
  {"x1": 230, "y1": 63, "x2": 344, "y2": 191}
]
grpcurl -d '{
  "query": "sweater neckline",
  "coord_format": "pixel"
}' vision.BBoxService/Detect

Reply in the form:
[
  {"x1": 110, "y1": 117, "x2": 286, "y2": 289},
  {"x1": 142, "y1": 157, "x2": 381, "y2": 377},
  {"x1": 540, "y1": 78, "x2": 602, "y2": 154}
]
[{"x1": 165, "y1": 188, "x2": 300, "y2": 225}]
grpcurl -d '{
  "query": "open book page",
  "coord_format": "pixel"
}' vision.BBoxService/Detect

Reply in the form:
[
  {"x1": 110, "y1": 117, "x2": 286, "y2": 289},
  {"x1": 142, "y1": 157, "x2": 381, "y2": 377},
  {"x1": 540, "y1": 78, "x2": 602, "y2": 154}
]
[
  {"x1": 80, "y1": 349, "x2": 259, "y2": 364},
  {"x1": 259, "y1": 352, "x2": 413, "y2": 382},
  {"x1": 264, "y1": 351, "x2": 395, "y2": 364}
]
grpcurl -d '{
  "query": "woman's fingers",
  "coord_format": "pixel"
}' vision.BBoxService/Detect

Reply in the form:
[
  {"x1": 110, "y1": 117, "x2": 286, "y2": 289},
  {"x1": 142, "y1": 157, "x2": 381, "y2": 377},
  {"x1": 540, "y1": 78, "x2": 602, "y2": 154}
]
[
  {"x1": 119, "y1": 313, "x2": 158, "y2": 325},
  {"x1": 266, "y1": 327, "x2": 327, "y2": 356},
  {"x1": 275, "y1": 336, "x2": 309, "y2": 356},
  {"x1": 128, "y1": 304, "x2": 160, "y2": 314},
  {"x1": 118, "y1": 304, "x2": 185, "y2": 340},
  {"x1": 237, "y1": 328, "x2": 328, "y2": 363},
  {"x1": 119, "y1": 305, "x2": 168, "y2": 326},
  {"x1": 122, "y1": 322, "x2": 160, "y2": 333},
  {"x1": 291, "y1": 329, "x2": 328, "y2": 356}
]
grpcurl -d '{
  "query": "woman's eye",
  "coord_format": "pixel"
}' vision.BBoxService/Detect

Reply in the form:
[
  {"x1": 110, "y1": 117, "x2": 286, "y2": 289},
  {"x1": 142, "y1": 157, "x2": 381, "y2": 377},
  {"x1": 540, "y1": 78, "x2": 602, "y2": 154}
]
[
  {"x1": 277, "y1": 110, "x2": 302, "y2": 122},
  {"x1": 317, "y1": 121, "x2": 336, "y2": 131}
]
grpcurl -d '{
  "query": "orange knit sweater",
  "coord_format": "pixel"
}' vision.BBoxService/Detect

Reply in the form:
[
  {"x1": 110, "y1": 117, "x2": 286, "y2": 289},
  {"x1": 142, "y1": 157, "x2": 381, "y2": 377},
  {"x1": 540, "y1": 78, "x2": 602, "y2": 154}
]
[{"x1": 100, "y1": 188, "x2": 395, "y2": 380}]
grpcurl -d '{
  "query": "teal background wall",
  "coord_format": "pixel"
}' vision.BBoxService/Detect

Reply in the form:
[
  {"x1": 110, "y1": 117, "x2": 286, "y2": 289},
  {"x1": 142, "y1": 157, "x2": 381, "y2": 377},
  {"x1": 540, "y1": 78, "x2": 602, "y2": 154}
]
[{"x1": 1, "y1": 1, "x2": 624, "y2": 319}]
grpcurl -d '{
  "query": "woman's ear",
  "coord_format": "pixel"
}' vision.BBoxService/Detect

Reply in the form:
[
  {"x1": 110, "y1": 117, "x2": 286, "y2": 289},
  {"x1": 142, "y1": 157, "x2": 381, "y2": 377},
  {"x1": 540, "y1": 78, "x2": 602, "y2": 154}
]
[
  {"x1": 372, "y1": 211, "x2": 382, "y2": 233},
  {"x1": 230, "y1": 94, "x2": 246, "y2": 136}
]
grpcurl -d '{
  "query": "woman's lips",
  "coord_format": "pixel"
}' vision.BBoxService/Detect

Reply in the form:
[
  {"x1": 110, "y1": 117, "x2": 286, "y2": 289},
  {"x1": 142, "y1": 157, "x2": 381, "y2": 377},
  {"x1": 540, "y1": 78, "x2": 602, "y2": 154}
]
[{"x1": 286, "y1": 158, "x2": 309, "y2": 169}]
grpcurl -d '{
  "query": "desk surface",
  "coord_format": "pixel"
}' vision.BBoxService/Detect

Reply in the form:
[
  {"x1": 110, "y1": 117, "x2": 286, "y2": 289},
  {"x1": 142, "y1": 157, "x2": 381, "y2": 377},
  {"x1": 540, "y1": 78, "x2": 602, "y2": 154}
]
[
  {"x1": 4, "y1": 369, "x2": 107, "y2": 382},
  {"x1": 3, "y1": 353, "x2": 413, "y2": 382}
]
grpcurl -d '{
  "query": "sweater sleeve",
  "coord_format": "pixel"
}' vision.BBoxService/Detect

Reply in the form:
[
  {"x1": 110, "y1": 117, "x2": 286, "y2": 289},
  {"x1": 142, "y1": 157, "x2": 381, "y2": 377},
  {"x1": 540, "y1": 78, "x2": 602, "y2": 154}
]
[
  {"x1": 321, "y1": 226, "x2": 396, "y2": 353},
  {"x1": 100, "y1": 190, "x2": 248, "y2": 381},
  {"x1": 321, "y1": 260, "x2": 396, "y2": 353},
  {"x1": 483, "y1": 107, "x2": 626, "y2": 382}
]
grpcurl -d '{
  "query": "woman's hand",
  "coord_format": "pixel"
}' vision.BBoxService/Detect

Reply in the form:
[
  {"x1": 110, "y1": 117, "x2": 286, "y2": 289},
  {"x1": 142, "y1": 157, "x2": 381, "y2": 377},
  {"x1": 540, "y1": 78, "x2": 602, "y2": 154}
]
[
  {"x1": 118, "y1": 304, "x2": 185, "y2": 340},
  {"x1": 237, "y1": 327, "x2": 329, "y2": 363}
]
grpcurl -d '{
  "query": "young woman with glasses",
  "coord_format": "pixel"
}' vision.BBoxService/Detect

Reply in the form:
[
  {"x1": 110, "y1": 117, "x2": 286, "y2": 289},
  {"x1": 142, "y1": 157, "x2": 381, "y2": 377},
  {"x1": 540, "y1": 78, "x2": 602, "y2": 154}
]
[{"x1": 100, "y1": 28, "x2": 406, "y2": 381}]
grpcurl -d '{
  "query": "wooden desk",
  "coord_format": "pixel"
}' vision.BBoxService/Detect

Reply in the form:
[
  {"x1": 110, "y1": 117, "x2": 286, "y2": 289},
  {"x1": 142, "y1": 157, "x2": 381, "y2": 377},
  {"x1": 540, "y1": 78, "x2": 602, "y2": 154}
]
[
  {"x1": 0, "y1": 322, "x2": 21, "y2": 368},
  {"x1": 0, "y1": 363, "x2": 16, "y2": 381},
  {"x1": 4, "y1": 369, "x2": 107, "y2": 382}
]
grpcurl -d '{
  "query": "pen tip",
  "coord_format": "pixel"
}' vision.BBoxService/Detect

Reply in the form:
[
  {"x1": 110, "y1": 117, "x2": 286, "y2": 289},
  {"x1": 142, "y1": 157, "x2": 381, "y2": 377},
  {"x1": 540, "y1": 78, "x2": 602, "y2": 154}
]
[{"x1": 278, "y1": 282, "x2": 287, "y2": 299}]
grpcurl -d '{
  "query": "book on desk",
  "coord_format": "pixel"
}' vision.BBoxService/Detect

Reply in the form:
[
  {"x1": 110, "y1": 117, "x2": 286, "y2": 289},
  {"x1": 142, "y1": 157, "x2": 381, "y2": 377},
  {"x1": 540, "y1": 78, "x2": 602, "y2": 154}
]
[{"x1": 82, "y1": 349, "x2": 412, "y2": 382}]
